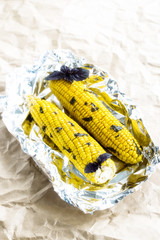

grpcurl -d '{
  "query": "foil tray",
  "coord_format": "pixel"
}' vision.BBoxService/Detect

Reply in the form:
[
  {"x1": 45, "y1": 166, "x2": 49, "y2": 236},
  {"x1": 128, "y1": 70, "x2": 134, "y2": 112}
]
[{"x1": 0, "y1": 50, "x2": 159, "y2": 213}]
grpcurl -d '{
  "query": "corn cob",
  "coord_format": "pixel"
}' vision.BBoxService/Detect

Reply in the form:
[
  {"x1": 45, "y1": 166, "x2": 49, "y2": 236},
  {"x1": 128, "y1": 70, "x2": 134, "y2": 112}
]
[
  {"x1": 46, "y1": 65, "x2": 143, "y2": 164},
  {"x1": 27, "y1": 95, "x2": 116, "y2": 184}
]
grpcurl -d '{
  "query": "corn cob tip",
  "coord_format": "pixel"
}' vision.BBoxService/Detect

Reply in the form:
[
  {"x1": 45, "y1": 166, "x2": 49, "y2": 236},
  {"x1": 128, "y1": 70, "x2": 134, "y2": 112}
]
[
  {"x1": 94, "y1": 164, "x2": 115, "y2": 184},
  {"x1": 26, "y1": 95, "x2": 37, "y2": 107},
  {"x1": 27, "y1": 94, "x2": 34, "y2": 103},
  {"x1": 84, "y1": 153, "x2": 115, "y2": 184}
]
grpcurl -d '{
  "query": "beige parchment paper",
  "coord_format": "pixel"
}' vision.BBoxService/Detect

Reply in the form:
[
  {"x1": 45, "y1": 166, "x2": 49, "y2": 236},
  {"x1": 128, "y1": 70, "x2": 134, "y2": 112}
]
[{"x1": 0, "y1": 0, "x2": 160, "y2": 239}]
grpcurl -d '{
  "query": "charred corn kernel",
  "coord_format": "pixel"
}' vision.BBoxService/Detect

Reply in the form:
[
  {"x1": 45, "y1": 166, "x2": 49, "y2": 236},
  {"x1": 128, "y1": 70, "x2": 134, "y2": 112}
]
[
  {"x1": 27, "y1": 95, "x2": 116, "y2": 184},
  {"x1": 48, "y1": 78, "x2": 143, "y2": 164}
]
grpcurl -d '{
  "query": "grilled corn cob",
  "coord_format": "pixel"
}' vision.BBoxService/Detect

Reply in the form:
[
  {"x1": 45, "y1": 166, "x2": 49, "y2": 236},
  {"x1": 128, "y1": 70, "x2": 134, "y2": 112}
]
[
  {"x1": 27, "y1": 95, "x2": 116, "y2": 184},
  {"x1": 46, "y1": 65, "x2": 143, "y2": 164}
]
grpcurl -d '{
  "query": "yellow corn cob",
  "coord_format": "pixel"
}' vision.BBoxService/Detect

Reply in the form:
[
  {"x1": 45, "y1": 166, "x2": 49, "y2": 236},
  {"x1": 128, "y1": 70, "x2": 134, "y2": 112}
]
[
  {"x1": 27, "y1": 95, "x2": 116, "y2": 184},
  {"x1": 48, "y1": 78, "x2": 143, "y2": 164}
]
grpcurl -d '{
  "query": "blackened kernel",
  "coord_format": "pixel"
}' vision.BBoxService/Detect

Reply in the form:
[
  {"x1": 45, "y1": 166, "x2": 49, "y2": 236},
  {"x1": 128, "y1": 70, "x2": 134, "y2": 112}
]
[
  {"x1": 68, "y1": 121, "x2": 74, "y2": 126},
  {"x1": 82, "y1": 116, "x2": 93, "y2": 122},
  {"x1": 86, "y1": 142, "x2": 91, "y2": 146},
  {"x1": 27, "y1": 114, "x2": 33, "y2": 122},
  {"x1": 53, "y1": 111, "x2": 57, "y2": 115},
  {"x1": 70, "y1": 97, "x2": 76, "y2": 105},
  {"x1": 110, "y1": 125, "x2": 123, "y2": 132},
  {"x1": 84, "y1": 102, "x2": 88, "y2": 105},
  {"x1": 74, "y1": 133, "x2": 88, "y2": 137},
  {"x1": 55, "y1": 127, "x2": 63, "y2": 133},
  {"x1": 91, "y1": 107, "x2": 99, "y2": 112},
  {"x1": 90, "y1": 103, "x2": 99, "y2": 112},
  {"x1": 115, "y1": 134, "x2": 120, "y2": 138},
  {"x1": 40, "y1": 107, "x2": 43, "y2": 113},
  {"x1": 42, "y1": 125, "x2": 46, "y2": 132},
  {"x1": 91, "y1": 103, "x2": 96, "y2": 107},
  {"x1": 73, "y1": 155, "x2": 76, "y2": 159},
  {"x1": 50, "y1": 133, "x2": 53, "y2": 138},
  {"x1": 63, "y1": 146, "x2": 72, "y2": 153},
  {"x1": 67, "y1": 148, "x2": 72, "y2": 153}
]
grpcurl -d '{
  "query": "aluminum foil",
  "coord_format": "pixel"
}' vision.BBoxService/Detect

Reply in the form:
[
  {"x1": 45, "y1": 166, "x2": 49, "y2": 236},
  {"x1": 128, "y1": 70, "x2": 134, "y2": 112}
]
[{"x1": 0, "y1": 49, "x2": 160, "y2": 214}]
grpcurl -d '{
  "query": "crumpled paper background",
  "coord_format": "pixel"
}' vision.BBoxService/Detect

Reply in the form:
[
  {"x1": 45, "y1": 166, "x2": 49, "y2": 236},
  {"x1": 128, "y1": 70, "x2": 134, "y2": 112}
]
[{"x1": 0, "y1": 0, "x2": 160, "y2": 239}]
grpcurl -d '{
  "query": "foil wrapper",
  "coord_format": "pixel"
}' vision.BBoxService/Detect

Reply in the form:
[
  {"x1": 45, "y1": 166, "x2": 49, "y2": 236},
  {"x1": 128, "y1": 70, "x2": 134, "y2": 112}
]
[{"x1": 0, "y1": 50, "x2": 160, "y2": 214}]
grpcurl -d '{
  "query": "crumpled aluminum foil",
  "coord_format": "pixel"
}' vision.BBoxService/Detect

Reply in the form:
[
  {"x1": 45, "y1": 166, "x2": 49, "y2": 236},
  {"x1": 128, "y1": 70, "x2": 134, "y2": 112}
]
[{"x1": 0, "y1": 50, "x2": 160, "y2": 214}]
